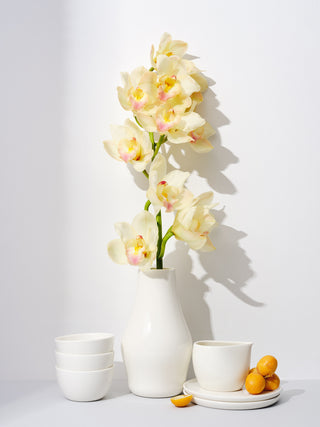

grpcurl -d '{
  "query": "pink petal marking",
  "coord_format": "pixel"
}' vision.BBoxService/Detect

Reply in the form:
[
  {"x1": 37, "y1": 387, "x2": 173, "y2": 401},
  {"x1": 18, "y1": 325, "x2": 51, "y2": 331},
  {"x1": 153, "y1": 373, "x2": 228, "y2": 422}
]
[
  {"x1": 158, "y1": 89, "x2": 170, "y2": 101},
  {"x1": 163, "y1": 201, "x2": 173, "y2": 212},
  {"x1": 156, "y1": 118, "x2": 173, "y2": 132},
  {"x1": 126, "y1": 253, "x2": 142, "y2": 265},
  {"x1": 190, "y1": 131, "x2": 200, "y2": 143}
]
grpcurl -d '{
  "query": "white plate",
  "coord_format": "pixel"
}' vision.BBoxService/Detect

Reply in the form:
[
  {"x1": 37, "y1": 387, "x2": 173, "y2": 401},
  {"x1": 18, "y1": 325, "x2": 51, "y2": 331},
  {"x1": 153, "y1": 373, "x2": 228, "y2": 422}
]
[
  {"x1": 191, "y1": 394, "x2": 280, "y2": 410},
  {"x1": 183, "y1": 379, "x2": 281, "y2": 402}
]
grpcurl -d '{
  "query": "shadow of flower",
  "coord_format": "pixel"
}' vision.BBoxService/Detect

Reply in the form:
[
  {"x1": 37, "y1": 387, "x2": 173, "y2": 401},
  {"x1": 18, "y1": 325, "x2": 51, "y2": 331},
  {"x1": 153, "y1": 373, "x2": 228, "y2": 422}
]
[
  {"x1": 199, "y1": 208, "x2": 263, "y2": 307},
  {"x1": 167, "y1": 87, "x2": 238, "y2": 194}
]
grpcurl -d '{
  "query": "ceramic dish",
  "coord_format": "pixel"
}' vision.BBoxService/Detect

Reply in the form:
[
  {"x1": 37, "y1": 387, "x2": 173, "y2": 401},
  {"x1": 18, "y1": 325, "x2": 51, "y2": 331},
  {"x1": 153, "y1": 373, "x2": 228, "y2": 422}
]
[
  {"x1": 190, "y1": 394, "x2": 280, "y2": 410},
  {"x1": 183, "y1": 378, "x2": 281, "y2": 402},
  {"x1": 55, "y1": 333, "x2": 114, "y2": 355},
  {"x1": 55, "y1": 351, "x2": 114, "y2": 371},
  {"x1": 193, "y1": 341, "x2": 252, "y2": 391},
  {"x1": 56, "y1": 365, "x2": 113, "y2": 402}
]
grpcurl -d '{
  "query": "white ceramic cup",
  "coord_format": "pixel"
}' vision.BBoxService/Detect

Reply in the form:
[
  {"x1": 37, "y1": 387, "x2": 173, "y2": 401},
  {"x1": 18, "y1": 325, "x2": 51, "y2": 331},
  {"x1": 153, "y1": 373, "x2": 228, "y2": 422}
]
[
  {"x1": 55, "y1": 333, "x2": 114, "y2": 355},
  {"x1": 56, "y1": 366, "x2": 113, "y2": 402},
  {"x1": 193, "y1": 340, "x2": 252, "y2": 392},
  {"x1": 55, "y1": 351, "x2": 114, "y2": 371}
]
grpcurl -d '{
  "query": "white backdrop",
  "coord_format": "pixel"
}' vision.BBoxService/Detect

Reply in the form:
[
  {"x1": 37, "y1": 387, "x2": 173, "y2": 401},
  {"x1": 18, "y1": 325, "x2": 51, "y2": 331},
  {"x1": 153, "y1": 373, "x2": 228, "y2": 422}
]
[{"x1": 1, "y1": 0, "x2": 320, "y2": 381}]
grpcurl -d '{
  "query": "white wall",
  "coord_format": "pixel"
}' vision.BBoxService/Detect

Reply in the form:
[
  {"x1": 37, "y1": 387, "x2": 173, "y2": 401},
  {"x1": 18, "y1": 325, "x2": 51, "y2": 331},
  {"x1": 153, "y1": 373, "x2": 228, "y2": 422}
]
[{"x1": 1, "y1": 0, "x2": 320, "y2": 380}]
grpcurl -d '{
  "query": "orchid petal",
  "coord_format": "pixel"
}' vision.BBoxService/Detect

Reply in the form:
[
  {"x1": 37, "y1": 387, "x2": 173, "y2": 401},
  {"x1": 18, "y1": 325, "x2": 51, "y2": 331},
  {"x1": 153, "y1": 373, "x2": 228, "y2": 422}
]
[
  {"x1": 146, "y1": 187, "x2": 162, "y2": 215},
  {"x1": 117, "y1": 87, "x2": 131, "y2": 110},
  {"x1": 157, "y1": 55, "x2": 176, "y2": 76},
  {"x1": 130, "y1": 66, "x2": 147, "y2": 87},
  {"x1": 132, "y1": 211, "x2": 158, "y2": 249},
  {"x1": 135, "y1": 113, "x2": 157, "y2": 132},
  {"x1": 165, "y1": 170, "x2": 190, "y2": 189},
  {"x1": 149, "y1": 154, "x2": 167, "y2": 187},
  {"x1": 103, "y1": 140, "x2": 120, "y2": 160},
  {"x1": 192, "y1": 72, "x2": 208, "y2": 92},
  {"x1": 190, "y1": 138, "x2": 214, "y2": 153},
  {"x1": 181, "y1": 112, "x2": 206, "y2": 133},
  {"x1": 115, "y1": 222, "x2": 135, "y2": 242},
  {"x1": 194, "y1": 191, "x2": 214, "y2": 207},
  {"x1": 202, "y1": 122, "x2": 216, "y2": 138},
  {"x1": 173, "y1": 189, "x2": 194, "y2": 211},
  {"x1": 107, "y1": 239, "x2": 128, "y2": 264},
  {"x1": 179, "y1": 74, "x2": 201, "y2": 97},
  {"x1": 173, "y1": 223, "x2": 206, "y2": 250},
  {"x1": 167, "y1": 131, "x2": 193, "y2": 144},
  {"x1": 200, "y1": 238, "x2": 216, "y2": 252}
]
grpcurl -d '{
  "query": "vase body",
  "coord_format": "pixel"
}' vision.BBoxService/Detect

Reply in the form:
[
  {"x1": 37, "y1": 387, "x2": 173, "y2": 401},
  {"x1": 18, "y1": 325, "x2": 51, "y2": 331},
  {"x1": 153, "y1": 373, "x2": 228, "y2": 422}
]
[{"x1": 121, "y1": 268, "x2": 192, "y2": 398}]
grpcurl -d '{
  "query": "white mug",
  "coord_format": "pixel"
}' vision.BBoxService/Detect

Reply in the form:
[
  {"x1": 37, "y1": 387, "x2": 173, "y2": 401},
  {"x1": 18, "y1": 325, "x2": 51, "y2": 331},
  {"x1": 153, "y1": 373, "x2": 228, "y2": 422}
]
[{"x1": 193, "y1": 340, "x2": 252, "y2": 392}]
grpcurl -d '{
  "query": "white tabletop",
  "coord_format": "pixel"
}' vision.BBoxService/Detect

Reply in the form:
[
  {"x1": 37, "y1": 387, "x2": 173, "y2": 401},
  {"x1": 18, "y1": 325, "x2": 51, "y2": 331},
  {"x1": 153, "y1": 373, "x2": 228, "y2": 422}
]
[{"x1": 0, "y1": 376, "x2": 318, "y2": 426}]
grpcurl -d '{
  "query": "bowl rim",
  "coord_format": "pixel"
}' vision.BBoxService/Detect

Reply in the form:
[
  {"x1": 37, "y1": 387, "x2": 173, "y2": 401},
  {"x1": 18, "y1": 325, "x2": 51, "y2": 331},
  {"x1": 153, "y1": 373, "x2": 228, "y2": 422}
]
[
  {"x1": 55, "y1": 365, "x2": 114, "y2": 374},
  {"x1": 194, "y1": 340, "x2": 253, "y2": 347},
  {"x1": 55, "y1": 333, "x2": 114, "y2": 344},
  {"x1": 55, "y1": 350, "x2": 114, "y2": 357}
]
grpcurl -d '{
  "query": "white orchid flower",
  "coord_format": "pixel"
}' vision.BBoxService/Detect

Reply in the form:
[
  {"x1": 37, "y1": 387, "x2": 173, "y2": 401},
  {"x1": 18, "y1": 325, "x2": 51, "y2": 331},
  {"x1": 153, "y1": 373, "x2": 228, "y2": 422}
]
[
  {"x1": 172, "y1": 192, "x2": 216, "y2": 251},
  {"x1": 188, "y1": 122, "x2": 215, "y2": 153},
  {"x1": 108, "y1": 211, "x2": 158, "y2": 270},
  {"x1": 103, "y1": 119, "x2": 153, "y2": 172},
  {"x1": 151, "y1": 32, "x2": 188, "y2": 69},
  {"x1": 186, "y1": 92, "x2": 204, "y2": 112},
  {"x1": 147, "y1": 154, "x2": 193, "y2": 214},
  {"x1": 117, "y1": 66, "x2": 157, "y2": 114},
  {"x1": 136, "y1": 97, "x2": 206, "y2": 145},
  {"x1": 181, "y1": 59, "x2": 208, "y2": 92},
  {"x1": 156, "y1": 55, "x2": 200, "y2": 102}
]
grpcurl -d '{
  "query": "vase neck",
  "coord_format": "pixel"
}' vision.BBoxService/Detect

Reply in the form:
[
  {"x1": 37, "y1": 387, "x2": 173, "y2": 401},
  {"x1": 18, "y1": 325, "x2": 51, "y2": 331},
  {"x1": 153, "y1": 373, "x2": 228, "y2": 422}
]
[{"x1": 135, "y1": 268, "x2": 178, "y2": 307}]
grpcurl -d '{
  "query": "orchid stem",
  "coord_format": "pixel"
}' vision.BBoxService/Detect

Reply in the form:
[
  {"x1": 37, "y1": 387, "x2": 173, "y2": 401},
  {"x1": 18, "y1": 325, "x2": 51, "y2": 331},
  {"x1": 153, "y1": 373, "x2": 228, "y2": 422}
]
[
  {"x1": 152, "y1": 135, "x2": 167, "y2": 161},
  {"x1": 142, "y1": 169, "x2": 149, "y2": 179},
  {"x1": 156, "y1": 210, "x2": 163, "y2": 269},
  {"x1": 134, "y1": 116, "x2": 142, "y2": 127},
  {"x1": 144, "y1": 200, "x2": 151, "y2": 211},
  {"x1": 149, "y1": 132, "x2": 155, "y2": 151},
  {"x1": 159, "y1": 227, "x2": 174, "y2": 259}
]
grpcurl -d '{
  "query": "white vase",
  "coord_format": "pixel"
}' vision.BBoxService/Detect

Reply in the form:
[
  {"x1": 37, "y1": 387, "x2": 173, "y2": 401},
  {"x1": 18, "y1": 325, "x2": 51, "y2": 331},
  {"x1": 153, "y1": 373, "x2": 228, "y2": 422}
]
[{"x1": 121, "y1": 268, "x2": 192, "y2": 398}]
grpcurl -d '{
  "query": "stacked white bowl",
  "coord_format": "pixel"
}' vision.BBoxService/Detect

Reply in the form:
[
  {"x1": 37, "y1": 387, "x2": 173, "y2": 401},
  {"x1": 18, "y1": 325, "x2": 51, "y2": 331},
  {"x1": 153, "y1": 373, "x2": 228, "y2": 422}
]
[{"x1": 55, "y1": 333, "x2": 114, "y2": 402}]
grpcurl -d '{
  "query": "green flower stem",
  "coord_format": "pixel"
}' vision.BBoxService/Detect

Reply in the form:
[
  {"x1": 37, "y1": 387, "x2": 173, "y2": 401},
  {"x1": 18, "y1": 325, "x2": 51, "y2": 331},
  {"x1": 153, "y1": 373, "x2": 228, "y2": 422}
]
[
  {"x1": 134, "y1": 116, "x2": 142, "y2": 127},
  {"x1": 156, "y1": 210, "x2": 163, "y2": 269},
  {"x1": 144, "y1": 200, "x2": 151, "y2": 211},
  {"x1": 142, "y1": 169, "x2": 149, "y2": 179},
  {"x1": 149, "y1": 67, "x2": 155, "y2": 71},
  {"x1": 152, "y1": 135, "x2": 167, "y2": 161},
  {"x1": 159, "y1": 227, "x2": 174, "y2": 259},
  {"x1": 149, "y1": 132, "x2": 155, "y2": 151}
]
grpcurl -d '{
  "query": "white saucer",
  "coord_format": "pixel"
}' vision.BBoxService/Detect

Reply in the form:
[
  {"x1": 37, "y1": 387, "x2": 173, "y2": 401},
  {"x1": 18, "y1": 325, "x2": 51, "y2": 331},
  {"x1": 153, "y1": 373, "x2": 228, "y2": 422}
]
[
  {"x1": 183, "y1": 378, "x2": 282, "y2": 403},
  {"x1": 191, "y1": 394, "x2": 280, "y2": 410}
]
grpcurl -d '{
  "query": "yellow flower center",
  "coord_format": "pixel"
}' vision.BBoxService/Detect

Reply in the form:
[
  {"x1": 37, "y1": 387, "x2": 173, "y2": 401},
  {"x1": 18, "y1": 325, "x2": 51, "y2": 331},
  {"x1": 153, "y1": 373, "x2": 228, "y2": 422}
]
[
  {"x1": 164, "y1": 76, "x2": 176, "y2": 93},
  {"x1": 156, "y1": 181, "x2": 179, "y2": 212},
  {"x1": 157, "y1": 75, "x2": 177, "y2": 96},
  {"x1": 163, "y1": 109, "x2": 176, "y2": 123},
  {"x1": 118, "y1": 137, "x2": 141, "y2": 163},
  {"x1": 125, "y1": 235, "x2": 147, "y2": 265},
  {"x1": 132, "y1": 87, "x2": 144, "y2": 101}
]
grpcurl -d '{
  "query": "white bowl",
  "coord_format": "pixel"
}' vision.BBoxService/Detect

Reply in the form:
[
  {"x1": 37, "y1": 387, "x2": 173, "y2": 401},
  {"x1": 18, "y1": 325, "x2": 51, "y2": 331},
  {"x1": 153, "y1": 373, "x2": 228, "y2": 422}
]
[
  {"x1": 193, "y1": 340, "x2": 252, "y2": 392},
  {"x1": 55, "y1": 351, "x2": 114, "y2": 371},
  {"x1": 55, "y1": 333, "x2": 114, "y2": 355},
  {"x1": 56, "y1": 366, "x2": 113, "y2": 402}
]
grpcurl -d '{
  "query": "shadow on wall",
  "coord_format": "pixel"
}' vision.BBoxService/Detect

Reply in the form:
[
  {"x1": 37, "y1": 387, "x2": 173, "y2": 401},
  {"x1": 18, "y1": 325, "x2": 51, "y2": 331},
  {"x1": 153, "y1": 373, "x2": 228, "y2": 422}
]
[
  {"x1": 128, "y1": 77, "x2": 264, "y2": 346},
  {"x1": 165, "y1": 84, "x2": 264, "y2": 345}
]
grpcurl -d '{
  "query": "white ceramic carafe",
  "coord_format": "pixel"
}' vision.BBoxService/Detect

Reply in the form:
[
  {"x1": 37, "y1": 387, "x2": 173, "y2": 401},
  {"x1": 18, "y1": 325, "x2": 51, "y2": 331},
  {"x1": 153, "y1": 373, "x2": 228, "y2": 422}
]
[{"x1": 121, "y1": 268, "x2": 192, "y2": 397}]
